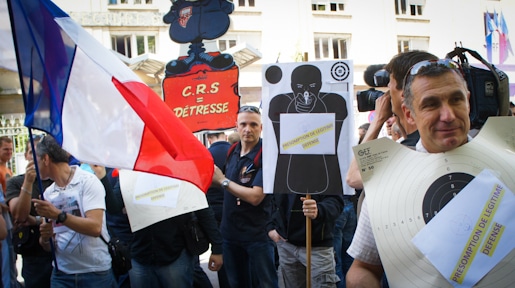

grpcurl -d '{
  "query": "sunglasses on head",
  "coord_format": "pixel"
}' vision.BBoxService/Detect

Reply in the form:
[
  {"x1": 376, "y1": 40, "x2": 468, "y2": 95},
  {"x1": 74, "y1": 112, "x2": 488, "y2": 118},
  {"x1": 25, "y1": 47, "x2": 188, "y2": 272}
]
[
  {"x1": 32, "y1": 134, "x2": 45, "y2": 141},
  {"x1": 238, "y1": 105, "x2": 261, "y2": 114},
  {"x1": 403, "y1": 59, "x2": 462, "y2": 87}
]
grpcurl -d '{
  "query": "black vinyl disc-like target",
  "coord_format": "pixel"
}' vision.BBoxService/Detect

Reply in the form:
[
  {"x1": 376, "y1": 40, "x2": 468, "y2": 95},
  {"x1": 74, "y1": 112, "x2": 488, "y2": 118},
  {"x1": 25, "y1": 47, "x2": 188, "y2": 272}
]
[
  {"x1": 422, "y1": 172, "x2": 475, "y2": 224},
  {"x1": 330, "y1": 61, "x2": 350, "y2": 81}
]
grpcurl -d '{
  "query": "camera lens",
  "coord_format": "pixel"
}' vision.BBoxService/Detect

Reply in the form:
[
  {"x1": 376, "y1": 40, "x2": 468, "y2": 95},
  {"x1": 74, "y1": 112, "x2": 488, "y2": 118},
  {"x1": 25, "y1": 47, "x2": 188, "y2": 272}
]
[{"x1": 356, "y1": 88, "x2": 385, "y2": 112}]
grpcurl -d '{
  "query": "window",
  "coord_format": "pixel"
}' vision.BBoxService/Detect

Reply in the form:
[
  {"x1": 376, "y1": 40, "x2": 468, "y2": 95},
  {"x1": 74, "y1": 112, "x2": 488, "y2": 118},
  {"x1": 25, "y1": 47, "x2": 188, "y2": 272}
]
[
  {"x1": 112, "y1": 35, "x2": 132, "y2": 58},
  {"x1": 312, "y1": 1, "x2": 345, "y2": 12},
  {"x1": 394, "y1": 0, "x2": 424, "y2": 16},
  {"x1": 112, "y1": 34, "x2": 157, "y2": 58},
  {"x1": 217, "y1": 39, "x2": 237, "y2": 51},
  {"x1": 314, "y1": 36, "x2": 348, "y2": 59},
  {"x1": 237, "y1": 0, "x2": 255, "y2": 7},
  {"x1": 397, "y1": 37, "x2": 429, "y2": 53}
]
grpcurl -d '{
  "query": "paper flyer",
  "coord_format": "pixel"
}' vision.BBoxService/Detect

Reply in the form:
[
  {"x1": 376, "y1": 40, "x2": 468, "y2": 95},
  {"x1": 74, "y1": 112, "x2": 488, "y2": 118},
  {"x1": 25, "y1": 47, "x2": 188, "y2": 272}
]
[
  {"x1": 119, "y1": 170, "x2": 208, "y2": 232},
  {"x1": 413, "y1": 169, "x2": 515, "y2": 287},
  {"x1": 353, "y1": 116, "x2": 515, "y2": 287}
]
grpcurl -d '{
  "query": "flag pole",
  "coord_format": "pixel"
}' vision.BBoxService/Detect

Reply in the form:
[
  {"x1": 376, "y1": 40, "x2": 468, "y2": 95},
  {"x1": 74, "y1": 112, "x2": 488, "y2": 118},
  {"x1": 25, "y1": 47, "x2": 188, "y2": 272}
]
[
  {"x1": 28, "y1": 129, "x2": 59, "y2": 271},
  {"x1": 302, "y1": 51, "x2": 312, "y2": 288},
  {"x1": 306, "y1": 193, "x2": 312, "y2": 288}
]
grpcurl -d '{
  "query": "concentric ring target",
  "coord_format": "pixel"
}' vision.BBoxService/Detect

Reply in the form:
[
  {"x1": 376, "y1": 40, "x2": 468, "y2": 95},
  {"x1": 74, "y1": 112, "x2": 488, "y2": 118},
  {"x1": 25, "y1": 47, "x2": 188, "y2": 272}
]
[
  {"x1": 358, "y1": 131, "x2": 515, "y2": 287},
  {"x1": 330, "y1": 61, "x2": 350, "y2": 81},
  {"x1": 422, "y1": 172, "x2": 474, "y2": 223}
]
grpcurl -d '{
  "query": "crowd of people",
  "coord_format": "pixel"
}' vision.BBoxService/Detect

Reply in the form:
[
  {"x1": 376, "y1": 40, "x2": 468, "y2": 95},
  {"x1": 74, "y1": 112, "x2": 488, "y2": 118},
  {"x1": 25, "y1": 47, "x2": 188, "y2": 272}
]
[{"x1": 0, "y1": 48, "x2": 513, "y2": 288}]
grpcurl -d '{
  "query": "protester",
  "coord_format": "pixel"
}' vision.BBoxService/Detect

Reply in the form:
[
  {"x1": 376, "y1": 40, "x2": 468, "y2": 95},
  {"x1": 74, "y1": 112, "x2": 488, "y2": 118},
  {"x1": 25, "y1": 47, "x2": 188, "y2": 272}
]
[
  {"x1": 212, "y1": 105, "x2": 278, "y2": 288},
  {"x1": 346, "y1": 59, "x2": 473, "y2": 287},
  {"x1": 32, "y1": 135, "x2": 117, "y2": 287},
  {"x1": 227, "y1": 131, "x2": 240, "y2": 145},
  {"x1": 0, "y1": 136, "x2": 21, "y2": 288},
  {"x1": 345, "y1": 51, "x2": 439, "y2": 287},
  {"x1": 0, "y1": 136, "x2": 13, "y2": 193},
  {"x1": 205, "y1": 132, "x2": 231, "y2": 288},
  {"x1": 89, "y1": 165, "x2": 133, "y2": 288},
  {"x1": 270, "y1": 193, "x2": 343, "y2": 287},
  {"x1": 6, "y1": 135, "x2": 53, "y2": 288}
]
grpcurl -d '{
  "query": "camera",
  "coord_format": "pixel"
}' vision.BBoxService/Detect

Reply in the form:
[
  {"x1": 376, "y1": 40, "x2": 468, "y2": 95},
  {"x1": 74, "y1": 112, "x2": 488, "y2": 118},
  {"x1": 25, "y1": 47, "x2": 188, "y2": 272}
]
[
  {"x1": 356, "y1": 64, "x2": 389, "y2": 112},
  {"x1": 357, "y1": 89, "x2": 385, "y2": 112}
]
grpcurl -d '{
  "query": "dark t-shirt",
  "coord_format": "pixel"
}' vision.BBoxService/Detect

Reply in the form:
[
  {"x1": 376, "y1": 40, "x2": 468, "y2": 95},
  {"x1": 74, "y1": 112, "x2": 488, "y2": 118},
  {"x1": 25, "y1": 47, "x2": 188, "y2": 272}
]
[
  {"x1": 400, "y1": 130, "x2": 420, "y2": 148},
  {"x1": 221, "y1": 139, "x2": 272, "y2": 242},
  {"x1": 207, "y1": 141, "x2": 231, "y2": 222},
  {"x1": 6, "y1": 175, "x2": 53, "y2": 257}
]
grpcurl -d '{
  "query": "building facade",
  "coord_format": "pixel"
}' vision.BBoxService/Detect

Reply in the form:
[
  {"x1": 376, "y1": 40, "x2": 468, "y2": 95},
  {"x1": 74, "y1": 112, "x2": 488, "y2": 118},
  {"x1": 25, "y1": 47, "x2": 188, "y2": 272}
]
[{"x1": 1, "y1": 0, "x2": 515, "y2": 171}]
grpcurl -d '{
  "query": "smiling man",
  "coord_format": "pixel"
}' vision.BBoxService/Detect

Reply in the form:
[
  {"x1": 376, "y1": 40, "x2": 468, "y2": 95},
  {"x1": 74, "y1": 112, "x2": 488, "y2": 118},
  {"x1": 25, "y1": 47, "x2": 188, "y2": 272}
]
[
  {"x1": 402, "y1": 59, "x2": 470, "y2": 153},
  {"x1": 346, "y1": 59, "x2": 471, "y2": 288}
]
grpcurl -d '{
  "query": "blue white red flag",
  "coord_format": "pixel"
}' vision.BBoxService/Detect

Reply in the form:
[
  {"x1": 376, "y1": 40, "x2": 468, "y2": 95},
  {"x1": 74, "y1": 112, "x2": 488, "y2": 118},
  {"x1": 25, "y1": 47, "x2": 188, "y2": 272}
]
[{"x1": 6, "y1": 0, "x2": 214, "y2": 193}]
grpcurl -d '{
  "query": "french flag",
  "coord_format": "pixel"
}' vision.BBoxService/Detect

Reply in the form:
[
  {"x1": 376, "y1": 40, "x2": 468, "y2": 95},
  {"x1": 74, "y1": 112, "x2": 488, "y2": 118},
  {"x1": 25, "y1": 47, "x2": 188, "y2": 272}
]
[{"x1": 6, "y1": 0, "x2": 214, "y2": 193}]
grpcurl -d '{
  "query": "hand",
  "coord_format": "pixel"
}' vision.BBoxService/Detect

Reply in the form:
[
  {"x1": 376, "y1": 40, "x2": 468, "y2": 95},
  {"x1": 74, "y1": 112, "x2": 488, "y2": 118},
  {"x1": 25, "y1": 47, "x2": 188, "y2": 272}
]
[
  {"x1": 268, "y1": 229, "x2": 286, "y2": 243},
  {"x1": 24, "y1": 160, "x2": 37, "y2": 183},
  {"x1": 32, "y1": 199, "x2": 59, "y2": 220},
  {"x1": 39, "y1": 220, "x2": 54, "y2": 242},
  {"x1": 300, "y1": 197, "x2": 318, "y2": 219},
  {"x1": 208, "y1": 254, "x2": 223, "y2": 271},
  {"x1": 374, "y1": 91, "x2": 393, "y2": 123}
]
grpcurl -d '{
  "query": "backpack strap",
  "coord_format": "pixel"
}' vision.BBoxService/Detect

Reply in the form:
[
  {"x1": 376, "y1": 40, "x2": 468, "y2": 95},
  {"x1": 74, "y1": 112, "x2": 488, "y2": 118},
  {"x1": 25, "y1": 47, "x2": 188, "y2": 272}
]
[{"x1": 225, "y1": 141, "x2": 262, "y2": 170}]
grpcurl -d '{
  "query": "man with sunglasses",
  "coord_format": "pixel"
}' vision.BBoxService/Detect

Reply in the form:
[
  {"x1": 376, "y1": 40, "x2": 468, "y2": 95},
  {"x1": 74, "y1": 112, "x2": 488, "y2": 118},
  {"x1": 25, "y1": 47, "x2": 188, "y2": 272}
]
[
  {"x1": 346, "y1": 59, "x2": 471, "y2": 287},
  {"x1": 212, "y1": 106, "x2": 278, "y2": 288}
]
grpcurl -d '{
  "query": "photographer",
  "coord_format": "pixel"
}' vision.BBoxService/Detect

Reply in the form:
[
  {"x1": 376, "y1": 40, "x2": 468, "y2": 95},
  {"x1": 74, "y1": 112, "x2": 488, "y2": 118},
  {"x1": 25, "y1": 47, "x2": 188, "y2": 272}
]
[{"x1": 347, "y1": 51, "x2": 438, "y2": 190}]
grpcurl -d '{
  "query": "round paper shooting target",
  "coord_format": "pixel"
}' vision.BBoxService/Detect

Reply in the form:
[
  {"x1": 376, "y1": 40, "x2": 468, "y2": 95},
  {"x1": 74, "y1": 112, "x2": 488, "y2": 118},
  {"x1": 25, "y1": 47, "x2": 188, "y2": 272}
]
[
  {"x1": 360, "y1": 131, "x2": 515, "y2": 287},
  {"x1": 330, "y1": 61, "x2": 350, "y2": 81},
  {"x1": 422, "y1": 172, "x2": 474, "y2": 223}
]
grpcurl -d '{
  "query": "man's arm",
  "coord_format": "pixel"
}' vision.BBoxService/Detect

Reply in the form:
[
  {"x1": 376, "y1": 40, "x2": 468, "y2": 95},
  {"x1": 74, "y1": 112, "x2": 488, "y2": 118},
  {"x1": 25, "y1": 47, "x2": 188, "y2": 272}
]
[
  {"x1": 346, "y1": 259, "x2": 384, "y2": 288},
  {"x1": 212, "y1": 165, "x2": 265, "y2": 206},
  {"x1": 8, "y1": 161, "x2": 37, "y2": 224}
]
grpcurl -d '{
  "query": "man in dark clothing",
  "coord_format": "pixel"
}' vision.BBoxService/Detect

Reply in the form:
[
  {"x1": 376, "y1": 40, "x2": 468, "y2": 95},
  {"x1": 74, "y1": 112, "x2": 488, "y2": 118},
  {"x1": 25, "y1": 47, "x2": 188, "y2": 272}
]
[
  {"x1": 269, "y1": 194, "x2": 343, "y2": 287},
  {"x1": 205, "y1": 132, "x2": 231, "y2": 287},
  {"x1": 212, "y1": 105, "x2": 278, "y2": 288},
  {"x1": 6, "y1": 136, "x2": 53, "y2": 288},
  {"x1": 130, "y1": 206, "x2": 223, "y2": 287},
  {"x1": 206, "y1": 132, "x2": 230, "y2": 223}
]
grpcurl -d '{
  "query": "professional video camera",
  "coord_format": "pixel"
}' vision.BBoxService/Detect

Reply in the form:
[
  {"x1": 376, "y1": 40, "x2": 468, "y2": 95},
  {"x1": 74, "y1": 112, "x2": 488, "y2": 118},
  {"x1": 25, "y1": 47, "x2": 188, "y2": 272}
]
[
  {"x1": 445, "y1": 46, "x2": 510, "y2": 129},
  {"x1": 356, "y1": 64, "x2": 389, "y2": 112}
]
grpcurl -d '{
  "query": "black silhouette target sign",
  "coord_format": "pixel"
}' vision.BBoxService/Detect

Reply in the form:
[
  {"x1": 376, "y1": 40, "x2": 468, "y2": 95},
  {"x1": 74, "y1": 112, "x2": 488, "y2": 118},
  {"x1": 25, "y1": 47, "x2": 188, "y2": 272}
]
[{"x1": 422, "y1": 172, "x2": 475, "y2": 223}]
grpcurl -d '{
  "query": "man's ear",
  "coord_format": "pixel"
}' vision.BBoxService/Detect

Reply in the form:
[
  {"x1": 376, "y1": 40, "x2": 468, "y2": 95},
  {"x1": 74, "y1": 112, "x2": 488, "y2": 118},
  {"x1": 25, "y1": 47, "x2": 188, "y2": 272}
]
[{"x1": 402, "y1": 103, "x2": 416, "y2": 126}]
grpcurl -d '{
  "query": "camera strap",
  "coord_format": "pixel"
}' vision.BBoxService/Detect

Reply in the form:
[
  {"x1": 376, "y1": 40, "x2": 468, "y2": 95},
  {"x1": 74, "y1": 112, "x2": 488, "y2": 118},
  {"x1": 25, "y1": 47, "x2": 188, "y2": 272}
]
[{"x1": 445, "y1": 46, "x2": 510, "y2": 117}]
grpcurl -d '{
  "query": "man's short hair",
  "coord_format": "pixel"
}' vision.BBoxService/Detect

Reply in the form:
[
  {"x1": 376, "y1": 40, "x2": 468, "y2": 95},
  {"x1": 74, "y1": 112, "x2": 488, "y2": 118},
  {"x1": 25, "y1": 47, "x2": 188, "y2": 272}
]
[
  {"x1": 36, "y1": 135, "x2": 69, "y2": 163},
  {"x1": 0, "y1": 136, "x2": 13, "y2": 146},
  {"x1": 358, "y1": 123, "x2": 370, "y2": 131},
  {"x1": 384, "y1": 51, "x2": 439, "y2": 90},
  {"x1": 207, "y1": 132, "x2": 225, "y2": 137}
]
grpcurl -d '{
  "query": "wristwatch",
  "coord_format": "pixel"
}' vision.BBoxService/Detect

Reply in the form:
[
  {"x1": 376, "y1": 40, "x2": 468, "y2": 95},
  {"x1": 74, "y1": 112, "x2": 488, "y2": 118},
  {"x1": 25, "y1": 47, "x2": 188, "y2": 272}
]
[
  {"x1": 221, "y1": 179, "x2": 230, "y2": 188},
  {"x1": 56, "y1": 211, "x2": 67, "y2": 224}
]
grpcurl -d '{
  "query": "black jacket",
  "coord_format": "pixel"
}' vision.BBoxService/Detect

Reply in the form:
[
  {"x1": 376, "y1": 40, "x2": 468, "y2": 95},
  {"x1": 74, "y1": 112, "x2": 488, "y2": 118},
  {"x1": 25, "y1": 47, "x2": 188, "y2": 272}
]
[{"x1": 271, "y1": 193, "x2": 343, "y2": 247}]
